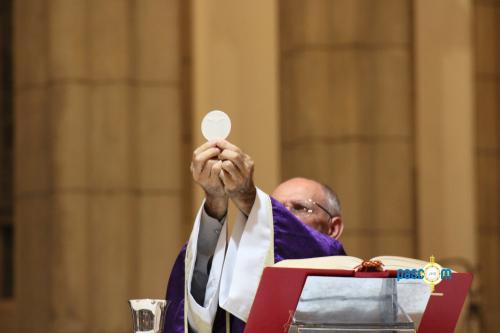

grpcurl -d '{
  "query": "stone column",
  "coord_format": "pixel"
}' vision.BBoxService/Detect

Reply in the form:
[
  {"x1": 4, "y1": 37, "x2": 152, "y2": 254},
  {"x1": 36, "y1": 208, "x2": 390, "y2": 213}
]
[
  {"x1": 474, "y1": 0, "x2": 500, "y2": 330},
  {"x1": 14, "y1": 1, "x2": 186, "y2": 332},
  {"x1": 414, "y1": 0, "x2": 477, "y2": 265},
  {"x1": 280, "y1": 0, "x2": 415, "y2": 259},
  {"x1": 190, "y1": 0, "x2": 280, "y2": 210}
]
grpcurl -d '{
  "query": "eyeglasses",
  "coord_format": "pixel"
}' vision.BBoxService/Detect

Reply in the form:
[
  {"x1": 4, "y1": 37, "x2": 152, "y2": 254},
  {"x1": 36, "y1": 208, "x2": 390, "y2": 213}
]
[{"x1": 281, "y1": 198, "x2": 335, "y2": 219}]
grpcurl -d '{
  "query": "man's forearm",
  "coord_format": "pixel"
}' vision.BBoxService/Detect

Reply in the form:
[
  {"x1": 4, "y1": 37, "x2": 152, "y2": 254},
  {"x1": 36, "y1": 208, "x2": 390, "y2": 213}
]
[
  {"x1": 192, "y1": 208, "x2": 225, "y2": 306},
  {"x1": 204, "y1": 193, "x2": 228, "y2": 220}
]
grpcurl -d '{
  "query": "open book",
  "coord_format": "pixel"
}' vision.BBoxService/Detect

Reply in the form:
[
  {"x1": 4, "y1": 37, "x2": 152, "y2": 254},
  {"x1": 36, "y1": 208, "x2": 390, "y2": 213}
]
[{"x1": 273, "y1": 255, "x2": 430, "y2": 271}]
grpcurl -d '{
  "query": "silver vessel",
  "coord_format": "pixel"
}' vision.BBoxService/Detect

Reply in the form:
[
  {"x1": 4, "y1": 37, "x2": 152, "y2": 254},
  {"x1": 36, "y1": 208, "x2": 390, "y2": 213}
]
[{"x1": 129, "y1": 299, "x2": 168, "y2": 333}]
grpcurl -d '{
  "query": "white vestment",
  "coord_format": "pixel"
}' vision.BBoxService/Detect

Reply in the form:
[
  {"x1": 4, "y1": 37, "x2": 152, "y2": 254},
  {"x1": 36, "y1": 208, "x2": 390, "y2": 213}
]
[{"x1": 184, "y1": 188, "x2": 275, "y2": 332}]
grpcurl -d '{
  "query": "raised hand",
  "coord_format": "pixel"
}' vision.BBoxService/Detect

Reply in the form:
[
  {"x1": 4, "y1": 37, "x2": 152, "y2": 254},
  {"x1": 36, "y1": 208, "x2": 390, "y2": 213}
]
[
  {"x1": 190, "y1": 141, "x2": 227, "y2": 219},
  {"x1": 216, "y1": 140, "x2": 256, "y2": 216}
]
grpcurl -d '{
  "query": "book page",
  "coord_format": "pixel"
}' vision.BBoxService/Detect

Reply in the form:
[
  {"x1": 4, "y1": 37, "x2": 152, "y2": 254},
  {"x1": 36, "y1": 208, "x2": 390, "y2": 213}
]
[
  {"x1": 272, "y1": 256, "x2": 362, "y2": 270},
  {"x1": 370, "y1": 256, "x2": 429, "y2": 270},
  {"x1": 272, "y1": 255, "x2": 432, "y2": 271}
]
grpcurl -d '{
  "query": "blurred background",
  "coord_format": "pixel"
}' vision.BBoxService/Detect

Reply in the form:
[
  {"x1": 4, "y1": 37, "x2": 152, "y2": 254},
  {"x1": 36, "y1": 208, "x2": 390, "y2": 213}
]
[{"x1": 0, "y1": 0, "x2": 498, "y2": 332}]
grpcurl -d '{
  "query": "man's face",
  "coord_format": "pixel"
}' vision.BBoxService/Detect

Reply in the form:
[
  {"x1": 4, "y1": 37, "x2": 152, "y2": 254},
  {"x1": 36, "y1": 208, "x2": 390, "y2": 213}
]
[{"x1": 271, "y1": 178, "x2": 332, "y2": 234}]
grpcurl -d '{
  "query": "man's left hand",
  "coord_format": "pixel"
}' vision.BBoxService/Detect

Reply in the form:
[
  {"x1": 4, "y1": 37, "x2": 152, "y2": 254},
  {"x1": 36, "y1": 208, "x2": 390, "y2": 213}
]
[{"x1": 216, "y1": 140, "x2": 256, "y2": 216}]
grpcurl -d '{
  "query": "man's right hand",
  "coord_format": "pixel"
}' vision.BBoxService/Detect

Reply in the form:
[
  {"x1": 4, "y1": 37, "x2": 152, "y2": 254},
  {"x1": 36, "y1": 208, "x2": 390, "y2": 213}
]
[{"x1": 191, "y1": 141, "x2": 228, "y2": 219}]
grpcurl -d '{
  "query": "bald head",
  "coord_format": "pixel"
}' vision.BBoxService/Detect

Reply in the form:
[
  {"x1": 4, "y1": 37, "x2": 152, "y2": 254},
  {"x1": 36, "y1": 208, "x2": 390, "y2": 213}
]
[
  {"x1": 272, "y1": 177, "x2": 343, "y2": 238},
  {"x1": 272, "y1": 178, "x2": 340, "y2": 215}
]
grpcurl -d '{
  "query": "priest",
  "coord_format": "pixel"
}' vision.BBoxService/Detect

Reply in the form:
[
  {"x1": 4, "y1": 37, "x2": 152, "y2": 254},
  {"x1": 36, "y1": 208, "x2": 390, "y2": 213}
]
[{"x1": 164, "y1": 140, "x2": 347, "y2": 333}]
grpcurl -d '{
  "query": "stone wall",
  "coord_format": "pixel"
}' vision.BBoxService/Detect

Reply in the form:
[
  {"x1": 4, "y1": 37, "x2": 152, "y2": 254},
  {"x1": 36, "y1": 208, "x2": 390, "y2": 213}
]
[
  {"x1": 13, "y1": 1, "x2": 187, "y2": 332},
  {"x1": 279, "y1": 0, "x2": 415, "y2": 259}
]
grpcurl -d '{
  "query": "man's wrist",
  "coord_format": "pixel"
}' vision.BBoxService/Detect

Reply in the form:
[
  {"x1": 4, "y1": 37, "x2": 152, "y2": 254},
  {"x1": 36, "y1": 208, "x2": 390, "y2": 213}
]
[
  {"x1": 231, "y1": 186, "x2": 257, "y2": 216},
  {"x1": 204, "y1": 193, "x2": 228, "y2": 220}
]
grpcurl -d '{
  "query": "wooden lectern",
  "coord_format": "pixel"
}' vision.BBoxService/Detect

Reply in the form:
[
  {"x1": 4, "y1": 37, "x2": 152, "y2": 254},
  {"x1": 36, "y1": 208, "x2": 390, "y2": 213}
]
[{"x1": 244, "y1": 268, "x2": 472, "y2": 333}]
